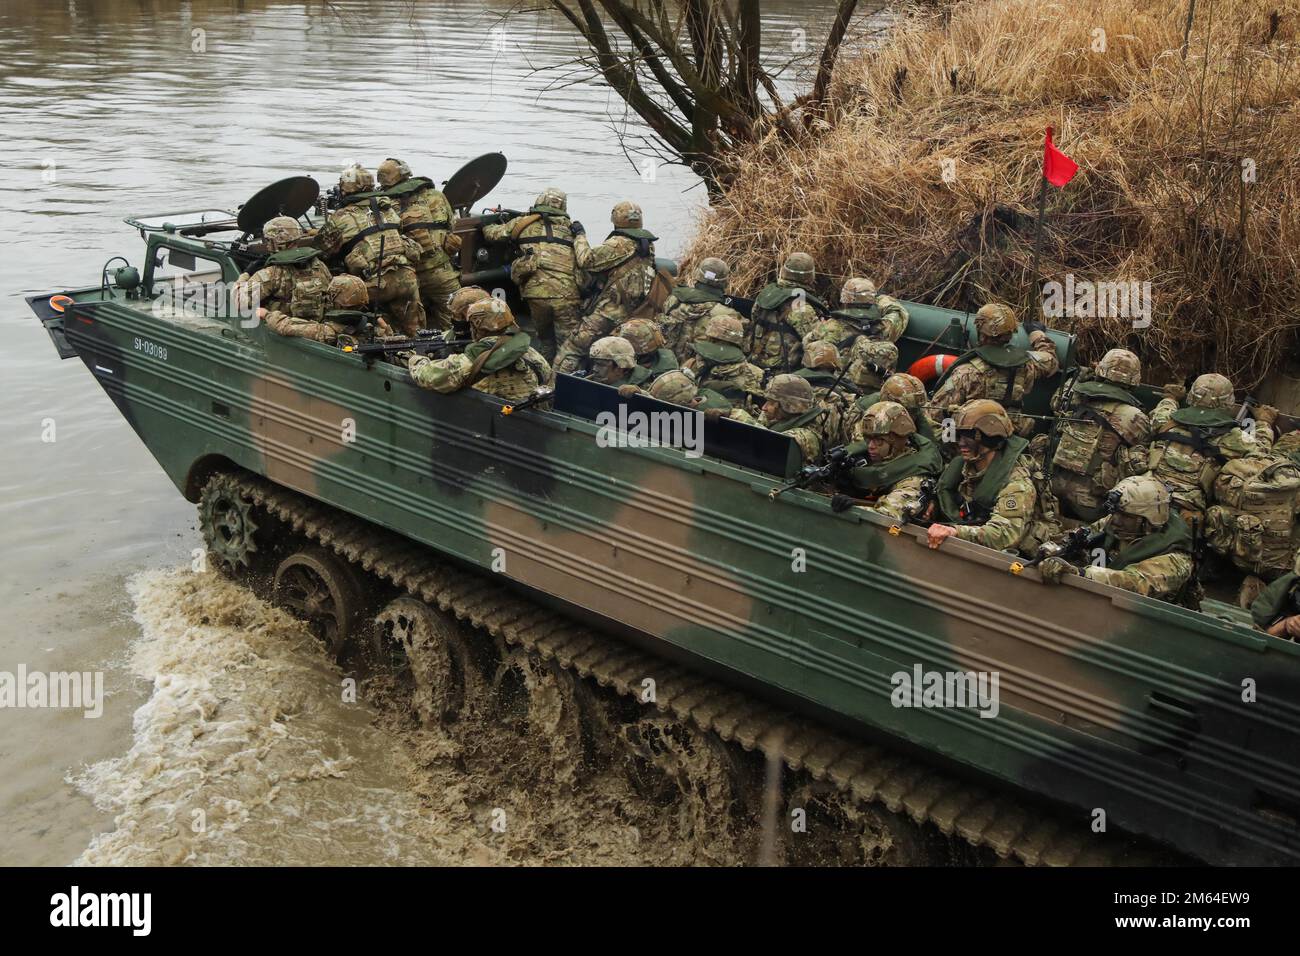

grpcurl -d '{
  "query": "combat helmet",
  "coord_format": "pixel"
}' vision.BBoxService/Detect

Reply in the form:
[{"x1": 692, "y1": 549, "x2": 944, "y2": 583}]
[
  {"x1": 339, "y1": 163, "x2": 374, "y2": 195},
  {"x1": 780, "y1": 252, "x2": 815, "y2": 288},
  {"x1": 590, "y1": 336, "x2": 637, "y2": 369},
  {"x1": 841, "y1": 277, "x2": 878, "y2": 306},
  {"x1": 975, "y1": 302, "x2": 1018, "y2": 340},
  {"x1": 376, "y1": 158, "x2": 412, "y2": 189},
  {"x1": 1096, "y1": 348, "x2": 1142, "y2": 387},
  {"x1": 766, "y1": 374, "x2": 815, "y2": 415},
  {"x1": 692, "y1": 315, "x2": 747, "y2": 365},
  {"x1": 880, "y1": 372, "x2": 927, "y2": 410},
  {"x1": 611, "y1": 201, "x2": 643, "y2": 229},
  {"x1": 533, "y1": 187, "x2": 567, "y2": 213},
  {"x1": 649, "y1": 369, "x2": 698, "y2": 406},
  {"x1": 851, "y1": 338, "x2": 899, "y2": 376},
  {"x1": 466, "y1": 298, "x2": 515, "y2": 334},
  {"x1": 956, "y1": 399, "x2": 1013, "y2": 439},
  {"x1": 695, "y1": 257, "x2": 729, "y2": 290},
  {"x1": 329, "y1": 274, "x2": 369, "y2": 309},
  {"x1": 615, "y1": 318, "x2": 664, "y2": 357},
  {"x1": 1188, "y1": 373, "x2": 1234, "y2": 409},
  {"x1": 262, "y1": 215, "x2": 302, "y2": 251},
  {"x1": 858, "y1": 400, "x2": 917, "y2": 439},
  {"x1": 1107, "y1": 475, "x2": 1171, "y2": 526},
  {"x1": 450, "y1": 286, "x2": 491, "y2": 322},
  {"x1": 803, "y1": 341, "x2": 842, "y2": 371}
]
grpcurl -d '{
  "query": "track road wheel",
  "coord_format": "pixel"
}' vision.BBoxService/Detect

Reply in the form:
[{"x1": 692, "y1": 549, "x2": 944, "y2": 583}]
[
  {"x1": 492, "y1": 650, "x2": 593, "y2": 788},
  {"x1": 273, "y1": 547, "x2": 362, "y2": 661},
  {"x1": 620, "y1": 715, "x2": 746, "y2": 851},
  {"x1": 371, "y1": 597, "x2": 484, "y2": 728},
  {"x1": 783, "y1": 780, "x2": 946, "y2": 866},
  {"x1": 198, "y1": 474, "x2": 264, "y2": 574}
]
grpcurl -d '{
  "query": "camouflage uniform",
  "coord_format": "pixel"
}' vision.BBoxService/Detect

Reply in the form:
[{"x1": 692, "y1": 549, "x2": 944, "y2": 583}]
[
  {"x1": 792, "y1": 340, "x2": 856, "y2": 454},
  {"x1": 1048, "y1": 349, "x2": 1153, "y2": 521},
  {"x1": 265, "y1": 274, "x2": 373, "y2": 345},
  {"x1": 632, "y1": 369, "x2": 757, "y2": 426},
  {"x1": 1040, "y1": 476, "x2": 1194, "y2": 602},
  {"x1": 1148, "y1": 374, "x2": 1273, "y2": 524},
  {"x1": 849, "y1": 402, "x2": 943, "y2": 521},
  {"x1": 801, "y1": 277, "x2": 909, "y2": 367},
  {"x1": 408, "y1": 299, "x2": 550, "y2": 402},
  {"x1": 930, "y1": 303, "x2": 1060, "y2": 438},
  {"x1": 316, "y1": 164, "x2": 427, "y2": 337},
  {"x1": 483, "y1": 187, "x2": 581, "y2": 362},
  {"x1": 746, "y1": 253, "x2": 824, "y2": 373},
  {"x1": 836, "y1": 340, "x2": 900, "y2": 446},
  {"x1": 656, "y1": 258, "x2": 744, "y2": 361},
  {"x1": 235, "y1": 215, "x2": 334, "y2": 332},
  {"x1": 681, "y1": 315, "x2": 766, "y2": 415},
  {"x1": 616, "y1": 318, "x2": 678, "y2": 388},
  {"x1": 377, "y1": 159, "x2": 461, "y2": 331},
  {"x1": 759, "y1": 374, "x2": 825, "y2": 463},
  {"x1": 1249, "y1": 549, "x2": 1300, "y2": 638},
  {"x1": 553, "y1": 201, "x2": 659, "y2": 376}
]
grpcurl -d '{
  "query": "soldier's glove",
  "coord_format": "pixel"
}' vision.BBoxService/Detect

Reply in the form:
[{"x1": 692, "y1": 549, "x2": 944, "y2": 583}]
[
  {"x1": 1162, "y1": 382, "x2": 1187, "y2": 403},
  {"x1": 1038, "y1": 556, "x2": 1079, "y2": 584},
  {"x1": 569, "y1": 220, "x2": 585, "y2": 236},
  {"x1": 442, "y1": 232, "x2": 463, "y2": 255},
  {"x1": 1254, "y1": 403, "x2": 1280, "y2": 427},
  {"x1": 616, "y1": 384, "x2": 639, "y2": 398},
  {"x1": 830, "y1": 493, "x2": 856, "y2": 513}
]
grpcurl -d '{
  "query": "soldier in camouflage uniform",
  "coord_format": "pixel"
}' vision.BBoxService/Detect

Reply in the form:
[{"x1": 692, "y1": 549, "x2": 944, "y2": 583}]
[
  {"x1": 620, "y1": 368, "x2": 758, "y2": 425},
  {"x1": 1048, "y1": 348, "x2": 1153, "y2": 521},
  {"x1": 682, "y1": 315, "x2": 767, "y2": 415},
  {"x1": 801, "y1": 276, "x2": 910, "y2": 366},
  {"x1": 616, "y1": 318, "x2": 678, "y2": 386},
  {"x1": 1147, "y1": 373, "x2": 1278, "y2": 527},
  {"x1": 746, "y1": 252, "x2": 825, "y2": 374},
  {"x1": 449, "y1": 286, "x2": 492, "y2": 332},
  {"x1": 585, "y1": 335, "x2": 640, "y2": 388},
  {"x1": 237, "y1": 215, "x2": 335, "y2": 330},
  {"x1": 759, "y1": 374, "x2": 826, "y2": 464},
  {"x1": 263, "y1": 274, "x2": 389, "y2": 344},
  {"x1": 316, "y1": 164, "x2": 427, "y2": 337},
  {"x1": 926, "y1": 400, "x2": 1042, "y2": 553},
  {"x1": 1038, "y1": 475, "x2": 1195, "y2": 604},
  {"x1": 930, "y1": 302, "x2": 1059, "y2": 438},
  {"x1": 376, "y1": 158, "x2": 461, "y2": 330},
  {"x1": 793, "y1": 340, "x2": 855, "y2": 453},
  {"x1": 553, "y1": 201, "x2": 660, "y2": 376},
  {"x1": 408, "y1": 299, "x2": 550, "y2": 402},
  {"x1": 837, "y1": 340, "x2": 900, "y2": 446},
  {"x1": 1249, "y1": 548, "x2": 1300, "y2": 640},
  {"x1": 656, "y1": 257, "x2": 745, "y2": 361},
  {"x1": 845, "y1": 401, "x2": 944, "y2": 520},
  {"x1": 482, "y1": 186, "x2": 581, "y2": 362}
]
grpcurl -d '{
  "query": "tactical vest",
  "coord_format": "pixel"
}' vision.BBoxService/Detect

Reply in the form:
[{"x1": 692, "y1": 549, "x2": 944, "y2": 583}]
[
  {"x1": 1051, "y1": 381, "x2": 1144, "y2": 479},
  {"x1": 847, "y1": 435, "x2": 943, "y2": 496},
  {"x1": 937, "y1": 436, "x2": 1030, "y2": 524},
  {"x1": 934, "y1": 344, "x2": 1032, "y2": 409},
  {"x1": 1250, "y1": 572, "x2": 1300, "y2": 629},
  {"x1": 1100, "y1": 512, "x2": 1194, "y2": 570},
  {"x1": 1149, "y1": 407, "x2": 1238, "y2": 509},
  {"x1": 266, "y1": 248, "x2": 329, "y2": 322},
  {"x1": 337, "y1": 196, "x2": 406, "y2": 275},
  {"x1": 1204, "y1": 454, "x2": 1300, "y2": 575}
]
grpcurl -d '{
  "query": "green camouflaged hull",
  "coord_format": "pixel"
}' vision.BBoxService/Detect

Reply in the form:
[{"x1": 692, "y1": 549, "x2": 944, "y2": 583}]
[{"x1": 28, "y1": 228, "x2": 1300, "y2": 866}]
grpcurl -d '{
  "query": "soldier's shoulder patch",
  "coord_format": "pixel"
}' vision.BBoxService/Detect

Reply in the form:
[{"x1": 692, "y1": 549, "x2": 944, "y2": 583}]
[{"x1": 1002, "y1": 496, "x2": 1018, "y2": 511}]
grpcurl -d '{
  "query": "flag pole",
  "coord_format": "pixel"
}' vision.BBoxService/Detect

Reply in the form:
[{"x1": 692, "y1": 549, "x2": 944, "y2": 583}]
[{"x1": 1029, "y1": 164, "x2": 1049, "y2": 320}]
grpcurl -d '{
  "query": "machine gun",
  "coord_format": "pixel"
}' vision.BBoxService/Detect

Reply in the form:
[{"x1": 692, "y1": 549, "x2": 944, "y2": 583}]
[
  {"x1": 501, "y1": 388, "x2": 554, "y2": 416},
  {"x1": 1009, "y1": 524, "x2": 1107, "y2": 575},
  {"x1": 769, "y1": 445, "x2": 862, "y2": 500},
  {"x1": 342, "y1": 328, "x2": 472, "y2": 363}
]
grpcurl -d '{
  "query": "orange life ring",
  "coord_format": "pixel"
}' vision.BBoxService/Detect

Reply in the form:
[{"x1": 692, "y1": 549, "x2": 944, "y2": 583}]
[{"x1": 908, "y1": 353, "x2": 958, "y2": 384}]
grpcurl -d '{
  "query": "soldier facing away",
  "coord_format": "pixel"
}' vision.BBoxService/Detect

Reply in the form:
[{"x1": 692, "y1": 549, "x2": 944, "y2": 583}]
[
  {"x1": 747, "y1": 252, "x2": 825, "y2": 374},
  {"x1": 553, "y1": 201, "x2": 661, "y2": 376},
  {"x1": 407, "y1": 298, "x2": 550, "y2": 402},
  {"x1": 376, "y1": 157, "x2": 462, "y2": 330},
  {"x1": 1038, "y1": 475, "x2": 1195, "y2": 604},
  {"x1": 482, "y1": 186, "x2": 581, "y2": 362},
  {"x1": 655, "y1": 257, "x2": 745, "y2": 361},
  {"x1": 237, "y1": 215, "x2": 332, "y2": 324},
  {"x1": 1049, "y1": 348, "x2": 1152, "y2": 521},
  {"x1": 846, "y1": 401, "x2": 944, "y2": 521},
  {"x1": 800, "y1": 276, "x2": 910, "y2": 367},
  {"x1": 262, "y1": 273, "x2": 391, "y2": 344},
  {"x1": 926, "y1": 399, "x2": 1042, "y2": 553},
  {"x1": 316, "y1": 163, "x2": 427, "y2": 337},
  {"x1": 930, "y1": 302, "x2": 1060, "y2": 438}
]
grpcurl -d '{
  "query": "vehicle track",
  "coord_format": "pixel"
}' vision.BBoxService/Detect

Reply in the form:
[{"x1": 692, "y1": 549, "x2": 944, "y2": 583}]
[{"x1": 215, "y1": 469, "x2": 1172, "y2": 866}]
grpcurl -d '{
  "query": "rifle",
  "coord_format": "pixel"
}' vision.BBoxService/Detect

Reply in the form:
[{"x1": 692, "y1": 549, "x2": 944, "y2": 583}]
[
  {"x1": 343, "y1": 328, "x2": 472, "y2": 363},
  {"x1": 501, "y1": 388, "x2": 554, "y2": 416},
  {"x1": 886, "y1": 478, "x2": 938, "y2": 531},
  {"x1": 1009, "y1": 524, "x2": 1107, "y2": 575},
  {"x1": 769, "y1": 445, "x2": 861, "y2": 500}
]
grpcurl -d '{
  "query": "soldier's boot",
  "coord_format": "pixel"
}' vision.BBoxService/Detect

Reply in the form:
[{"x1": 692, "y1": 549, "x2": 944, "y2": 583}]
[
  {"x1": 418, "y1": 263, "x2": 460, "y2": 332},
  {"x1": 372, "y1": 266, "x2": 427, "y2": 337}
]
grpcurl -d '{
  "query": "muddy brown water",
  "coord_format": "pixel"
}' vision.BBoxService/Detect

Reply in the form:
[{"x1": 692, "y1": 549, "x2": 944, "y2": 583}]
[{"x1": 0, "y1": 0, "x2": 879, "y2": 865}]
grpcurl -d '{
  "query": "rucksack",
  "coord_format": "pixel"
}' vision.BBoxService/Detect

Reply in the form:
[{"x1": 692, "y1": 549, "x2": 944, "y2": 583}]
[{"x1": 1205, "y1": 454, "x2": 1300, "y2": 576}]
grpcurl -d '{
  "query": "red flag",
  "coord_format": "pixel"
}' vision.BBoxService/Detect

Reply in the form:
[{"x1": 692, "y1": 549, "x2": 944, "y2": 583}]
[{"x1": 1042, "y1": 126, "x2": 1078, "y2": 187}]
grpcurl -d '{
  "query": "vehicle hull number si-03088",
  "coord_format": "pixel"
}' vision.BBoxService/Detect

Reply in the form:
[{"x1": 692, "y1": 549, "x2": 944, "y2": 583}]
[{"x1": 133, "y1": 337, "x2": 168, "y2": 361}]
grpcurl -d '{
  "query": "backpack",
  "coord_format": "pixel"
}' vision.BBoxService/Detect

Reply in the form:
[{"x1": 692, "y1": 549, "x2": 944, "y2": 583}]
[{"x1": 1205, "y1": 454, "x2": 1300, "y2": 576}]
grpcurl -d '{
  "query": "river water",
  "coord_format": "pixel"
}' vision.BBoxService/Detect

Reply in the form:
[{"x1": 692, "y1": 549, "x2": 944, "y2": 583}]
[{"x1": 0, "y1": 0, "x2": 874, "y2": 865}]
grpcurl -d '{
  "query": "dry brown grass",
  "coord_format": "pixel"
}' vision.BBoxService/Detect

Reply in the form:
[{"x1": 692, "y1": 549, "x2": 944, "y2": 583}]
[{"x1": 684, "y1": 0, "x2": 1300, "y2": 388}]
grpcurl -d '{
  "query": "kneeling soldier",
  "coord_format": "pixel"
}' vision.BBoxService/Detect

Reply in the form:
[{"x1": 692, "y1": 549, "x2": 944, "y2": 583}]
[
  {"x1": 408, "y1": 299, "x2": 550, "y2": 401},
  {"x1": 1038, "y1": 475, "x2": 1194, "y2": 603}
]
